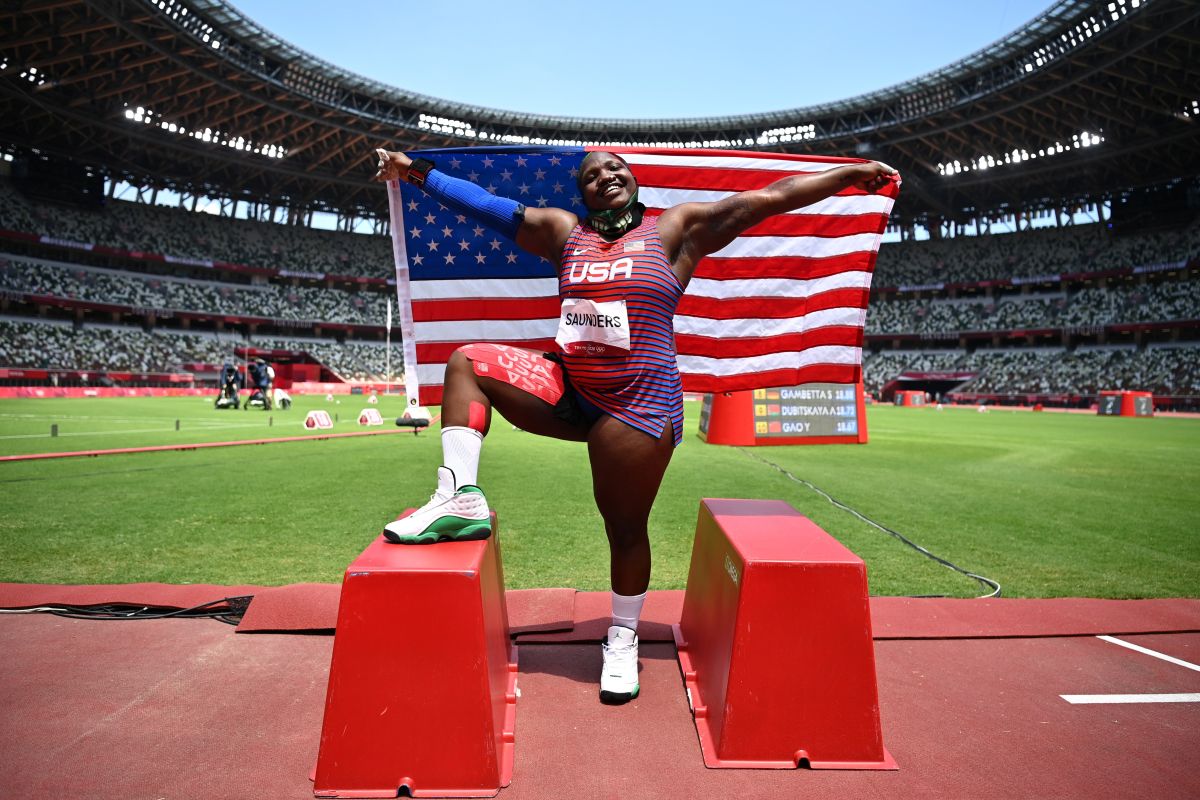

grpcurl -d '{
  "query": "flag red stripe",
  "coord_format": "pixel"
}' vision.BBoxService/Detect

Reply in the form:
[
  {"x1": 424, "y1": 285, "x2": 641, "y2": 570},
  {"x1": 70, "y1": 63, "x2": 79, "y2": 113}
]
[
  {"x1": 412, "y1": 296, "x2": 561, "y2": 322},
  {"x1": 740, "y1": 212, "x2": 889, "y2": 238},
  {"x1": 675, "y1": 327, "x2": 863, "y2": 358},
  {"x1": 416, "y1": 338, "x2": 557, "y2": 363},
  {"x1": 693, "y1": 251, "x2": 876, "y2": 281},
  {"x1": 677, "y1": 288, "x2": 869, "y2": 320},
  {"x1": 680, "y1": 364, "x2": 862, "y2": 394}
]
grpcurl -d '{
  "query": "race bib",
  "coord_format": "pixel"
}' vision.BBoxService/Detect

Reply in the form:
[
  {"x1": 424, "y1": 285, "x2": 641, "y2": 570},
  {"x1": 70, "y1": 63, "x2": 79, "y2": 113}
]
[{"x1": 555, "y1": 298, "x2": 630, "y2": 356}]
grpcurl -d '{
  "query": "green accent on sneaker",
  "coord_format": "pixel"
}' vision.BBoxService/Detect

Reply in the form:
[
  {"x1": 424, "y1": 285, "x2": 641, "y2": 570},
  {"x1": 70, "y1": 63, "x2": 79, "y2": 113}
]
[
  {"x1": 384, "y1": 514, "x2": 491, "y2": 544},
  {"x1": 599, "y1": 684, "x2": 639, "y2": 705}
]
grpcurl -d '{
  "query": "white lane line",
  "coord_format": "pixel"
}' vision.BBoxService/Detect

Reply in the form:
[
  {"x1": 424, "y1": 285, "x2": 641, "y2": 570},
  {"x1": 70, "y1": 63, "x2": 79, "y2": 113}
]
[
  {"x1": 1062, "y1": 694, "x2": 1200, "y2": 704},
  {"x1": 1098, "y1": 635, "x2": 1200, "y2": 673}
]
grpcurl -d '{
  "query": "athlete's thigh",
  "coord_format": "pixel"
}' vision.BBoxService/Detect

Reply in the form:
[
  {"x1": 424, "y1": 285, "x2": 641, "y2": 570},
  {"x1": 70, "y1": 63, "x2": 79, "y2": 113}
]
[
  {"x1": 477, "y1": 374, "x2": 591, "y2": 442},
  {"x1": 587, "y1": 415, "x2": 675, "y2": 521},
  {"x1": 457, "y1": 344, "x2": 590, "y2": 442}
]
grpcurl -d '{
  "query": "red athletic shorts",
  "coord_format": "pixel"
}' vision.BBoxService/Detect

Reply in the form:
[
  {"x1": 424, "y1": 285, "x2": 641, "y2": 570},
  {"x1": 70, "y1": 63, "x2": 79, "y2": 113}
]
[{"x1": 458, "y1": 343, "x2": 565, "y2": 407}]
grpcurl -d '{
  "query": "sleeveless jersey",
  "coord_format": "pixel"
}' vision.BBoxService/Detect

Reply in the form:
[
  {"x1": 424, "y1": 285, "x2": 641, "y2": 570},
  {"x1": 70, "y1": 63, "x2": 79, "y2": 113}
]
[{"x1": 556, "y1": 216, "x2": 685, "y2": 445}]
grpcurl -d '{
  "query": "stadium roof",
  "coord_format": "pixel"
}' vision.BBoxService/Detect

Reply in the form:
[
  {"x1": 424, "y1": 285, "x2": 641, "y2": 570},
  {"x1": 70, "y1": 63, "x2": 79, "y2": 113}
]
[{"x1": 2, "y1": 0, "x2": 1198, "y2": 226}]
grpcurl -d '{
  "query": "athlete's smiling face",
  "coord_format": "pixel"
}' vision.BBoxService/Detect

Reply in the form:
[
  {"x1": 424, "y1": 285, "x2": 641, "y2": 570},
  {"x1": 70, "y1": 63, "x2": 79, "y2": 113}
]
[{"x1": 578, "y1": 152, "x2": 637, "y2": 212}]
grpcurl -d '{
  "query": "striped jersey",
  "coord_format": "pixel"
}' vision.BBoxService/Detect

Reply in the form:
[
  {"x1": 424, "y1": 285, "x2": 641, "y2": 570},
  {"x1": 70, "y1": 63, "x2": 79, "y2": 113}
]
[{"x1": 557, "y1": 216, "x2": 685, "y2": 445}]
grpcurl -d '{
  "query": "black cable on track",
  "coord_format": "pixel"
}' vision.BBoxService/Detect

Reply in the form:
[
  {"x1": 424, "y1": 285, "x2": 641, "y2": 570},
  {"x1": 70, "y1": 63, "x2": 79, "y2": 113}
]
[
  {"x1": 740, "y1": 448, "x2": 1001, "y2": 598},
  {"x1": 0, "y1": 595, "x2": 254, "y2": 625}
]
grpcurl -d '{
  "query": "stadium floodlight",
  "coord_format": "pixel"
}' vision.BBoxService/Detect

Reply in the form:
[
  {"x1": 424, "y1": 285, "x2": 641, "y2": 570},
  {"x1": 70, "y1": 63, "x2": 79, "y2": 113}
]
[
  {"x1": 1019, "y1": 0, "x2": 1151, "y2": 77},
  {"x1": 756, "y1": 124, "x2": 816, "y2": 146},
  {"x1": 18, "y1": 66, "x2": 46, "y2": 87},
  {"x1": 937, "y1": 131, "x2": 1104, "y2": 177},
  {"x1": 121, "y1": 102, "x2": 287, "y2": 159},
  {"x1": 418, "y1": 113, "x2": 478, "y2": 139}
]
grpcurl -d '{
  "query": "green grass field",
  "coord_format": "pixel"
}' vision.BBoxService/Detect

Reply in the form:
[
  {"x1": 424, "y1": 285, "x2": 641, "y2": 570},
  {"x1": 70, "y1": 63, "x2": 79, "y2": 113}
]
[{"x1": 1, "y1": 395, "x2": 1197, "y2": 598}]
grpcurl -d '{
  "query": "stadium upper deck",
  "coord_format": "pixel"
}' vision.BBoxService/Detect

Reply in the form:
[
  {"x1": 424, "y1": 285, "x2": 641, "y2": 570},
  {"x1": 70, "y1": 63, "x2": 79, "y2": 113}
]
[{"x1": 2, "y1": 0, "x2": 1198, "y2": 230}]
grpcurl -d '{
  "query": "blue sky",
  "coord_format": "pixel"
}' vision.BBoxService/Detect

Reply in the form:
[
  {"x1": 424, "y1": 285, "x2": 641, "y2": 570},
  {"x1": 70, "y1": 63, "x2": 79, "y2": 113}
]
[{"x1": 229, "y1": 0, "x2": 1057, "y2": 118}]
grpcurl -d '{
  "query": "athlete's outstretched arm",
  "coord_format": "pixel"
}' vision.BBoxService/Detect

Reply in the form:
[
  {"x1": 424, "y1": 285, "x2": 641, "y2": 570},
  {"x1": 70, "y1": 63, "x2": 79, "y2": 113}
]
[
  {"x1": 659, "y1": 161, "x2": 897, "y2": 287},
  {"x1": 373, "y1": 149, "x2": 577, "y2": 263}
]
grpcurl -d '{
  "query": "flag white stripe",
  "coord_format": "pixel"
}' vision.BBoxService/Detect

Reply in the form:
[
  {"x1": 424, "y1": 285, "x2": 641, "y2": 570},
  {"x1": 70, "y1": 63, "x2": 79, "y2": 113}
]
[
  {"x1": 675, "y1": 308, "x2": 866, "y2": 337},
  {"x1": 412, "y1": 277, "x2": 558, "y2": 301},
  {"x1": 417, "y1": 363, "x2": 448, "y2": 386},
  {"x1": 622, "y1": 153, "x2": 849, "y2": 173},
  {"x1": 712, "y1": 232, "x2": 882, "y2": 260},
  {"x1": 676, "y1": 346, "x2": 862, "y2": 376},
  {"x1": 686, "y1": 271, "x2": 873, "y2": 299},
  {"x1": 640, "y1": 187, "x2": 895, "y2": 217},
  {"x1": 414, "y1": 318, "x2": 559, "y2": 342},
  {"x1": 410, "y1": 308, "x2": 866, "y2": 340}
]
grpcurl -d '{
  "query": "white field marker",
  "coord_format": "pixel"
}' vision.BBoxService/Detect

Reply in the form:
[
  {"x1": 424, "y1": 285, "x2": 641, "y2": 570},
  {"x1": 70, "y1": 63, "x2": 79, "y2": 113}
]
[
  {"x1": 1097, "y1": 635, "x2": 1200, "y2": 672},
  {"x1": 1062, "y1": 694, "x2": 1200, "y2": 704},
  {"x1": 1059, "y1": 635, "x2": 1200, "y2": 704}
]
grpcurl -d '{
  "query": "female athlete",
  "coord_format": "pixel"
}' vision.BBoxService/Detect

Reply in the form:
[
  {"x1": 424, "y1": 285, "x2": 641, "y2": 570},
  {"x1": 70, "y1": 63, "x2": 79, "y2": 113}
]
[{"x1": 373, "y1": 148, "x2": 895, "y2": 703}]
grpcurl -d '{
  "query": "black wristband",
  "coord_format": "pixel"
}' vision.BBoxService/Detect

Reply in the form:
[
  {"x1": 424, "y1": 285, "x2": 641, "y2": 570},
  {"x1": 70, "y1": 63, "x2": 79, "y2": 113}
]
[{"x1": 406, "y1": 158, "x2": 435, "y2": 188}]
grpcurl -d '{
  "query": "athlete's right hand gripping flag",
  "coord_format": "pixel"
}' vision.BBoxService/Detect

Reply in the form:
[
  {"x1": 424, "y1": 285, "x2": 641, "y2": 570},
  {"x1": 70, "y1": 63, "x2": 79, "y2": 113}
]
[{"x1": 387, "y1": 147, "x2": 899, "y2": 405}]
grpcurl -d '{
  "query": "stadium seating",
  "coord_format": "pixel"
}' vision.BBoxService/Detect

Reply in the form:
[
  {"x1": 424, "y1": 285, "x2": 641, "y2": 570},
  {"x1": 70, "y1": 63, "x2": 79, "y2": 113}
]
[{"x1": 1, "y1": 181, "x2": 1197, "y2": 402}]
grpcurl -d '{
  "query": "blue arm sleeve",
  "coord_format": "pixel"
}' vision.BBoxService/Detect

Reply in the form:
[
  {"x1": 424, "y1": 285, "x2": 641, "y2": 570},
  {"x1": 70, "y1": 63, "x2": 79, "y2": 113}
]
[{"x1": 422, "y1": 169, "x2": 525, "y2": 239}]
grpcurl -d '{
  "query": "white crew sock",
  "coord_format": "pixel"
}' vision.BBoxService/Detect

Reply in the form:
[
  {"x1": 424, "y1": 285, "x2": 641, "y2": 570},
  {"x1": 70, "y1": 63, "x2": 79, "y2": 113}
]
[
  {"x1": 611, "y1": 590, "x2": 647, "y2": 633},
  {"x1": 441, "y1": 426, "x2": 484, "y2": 489}
]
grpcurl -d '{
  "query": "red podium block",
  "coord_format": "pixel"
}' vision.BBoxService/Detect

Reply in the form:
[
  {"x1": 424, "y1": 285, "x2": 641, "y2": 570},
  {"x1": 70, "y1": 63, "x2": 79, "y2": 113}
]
[
  {"x1": 314, "y1": 520, "x2": 517, "y2": 798},
  {"x1": 673, "y1": 499, "x2": 896, "y2": 770}
]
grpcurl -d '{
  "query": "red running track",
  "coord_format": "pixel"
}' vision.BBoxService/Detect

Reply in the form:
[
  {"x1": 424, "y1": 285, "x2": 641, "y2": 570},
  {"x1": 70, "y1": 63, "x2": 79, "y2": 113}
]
[{"x1": 0, "y1": 587, "x2": 1197, "y2": 799}]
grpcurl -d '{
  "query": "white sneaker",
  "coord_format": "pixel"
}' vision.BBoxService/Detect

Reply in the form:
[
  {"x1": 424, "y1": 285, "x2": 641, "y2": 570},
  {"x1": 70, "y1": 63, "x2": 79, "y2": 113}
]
[
  {"x1": 383, "y1": 466, "x2": 491, "y2": 544},
  {"x1": 600, "y1": 624, "x2": 639, "y2": 704}
]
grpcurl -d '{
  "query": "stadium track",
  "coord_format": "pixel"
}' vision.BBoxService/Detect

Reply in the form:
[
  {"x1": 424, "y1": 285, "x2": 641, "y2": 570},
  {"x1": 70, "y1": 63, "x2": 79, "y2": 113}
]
[{"x1": 0, "y1": 583, "x2": 1196, "y2": 798}]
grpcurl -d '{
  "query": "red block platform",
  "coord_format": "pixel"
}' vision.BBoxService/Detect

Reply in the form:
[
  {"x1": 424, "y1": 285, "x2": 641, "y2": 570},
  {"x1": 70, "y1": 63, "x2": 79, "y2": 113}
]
[
  {"x1": 313, "y1": 519, "x2": 517, "y2": 798},
  {"x1": 674, "y1": 498, "x2": 896, "y2": 770}
]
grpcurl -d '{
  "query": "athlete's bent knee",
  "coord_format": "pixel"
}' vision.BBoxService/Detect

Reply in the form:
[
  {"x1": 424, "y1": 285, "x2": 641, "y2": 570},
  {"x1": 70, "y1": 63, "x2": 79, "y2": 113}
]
[
  {"x1": 448, "y1": 347, "x2": 474, "y2": 371},
  {"x1": 603, "y1": 517, "x2": 649, "y2": 552}
]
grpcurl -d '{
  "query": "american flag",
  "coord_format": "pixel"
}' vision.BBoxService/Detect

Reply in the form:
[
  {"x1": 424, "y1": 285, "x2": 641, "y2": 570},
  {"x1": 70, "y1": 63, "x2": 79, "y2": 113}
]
[{"x1": 387, "y1": 146, "x2": 899, "y2": 405}]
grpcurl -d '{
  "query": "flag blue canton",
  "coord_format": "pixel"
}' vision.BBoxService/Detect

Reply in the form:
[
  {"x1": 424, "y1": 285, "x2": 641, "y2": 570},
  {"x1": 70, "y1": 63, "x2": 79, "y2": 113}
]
[{"x1": 397, "y1": 146, "x2": 588, "y2": 281}]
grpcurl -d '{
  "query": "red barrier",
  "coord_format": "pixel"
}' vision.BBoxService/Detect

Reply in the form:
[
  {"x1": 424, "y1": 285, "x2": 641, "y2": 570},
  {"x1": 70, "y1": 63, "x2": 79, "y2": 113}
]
[
  {"x1": 314, "y1": 524, "x2": 517, "y2": 798},
  {"x1": 674, "y1": 498, "x2": 896, "y2": 770}
]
